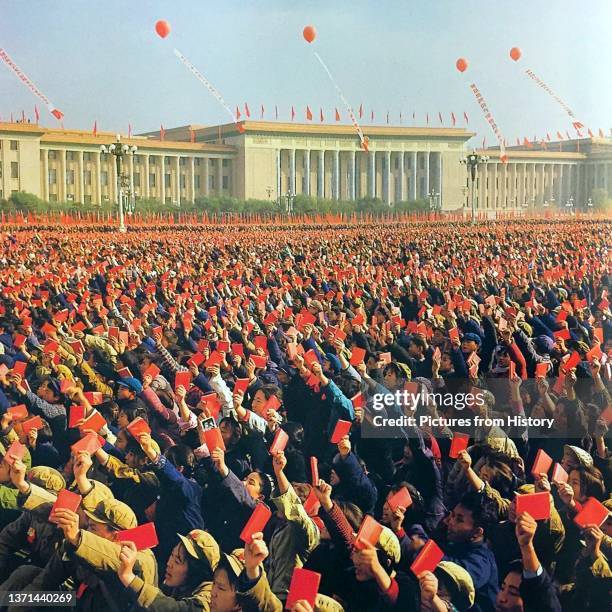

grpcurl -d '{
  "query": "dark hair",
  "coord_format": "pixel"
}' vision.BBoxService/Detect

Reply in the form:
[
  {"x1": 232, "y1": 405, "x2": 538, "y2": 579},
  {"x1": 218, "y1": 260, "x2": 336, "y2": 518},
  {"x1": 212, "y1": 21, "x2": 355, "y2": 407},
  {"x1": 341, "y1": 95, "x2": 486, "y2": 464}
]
[
  {"x1": 118, "y1": 404, "x2": 146, "y2": 423},
  {"x1": 479, "y1": 453, "x2": 517, "y2": 499},
  {"x1": 253, "y1": 469, "x2": 275, "y2": 500},
  {"x1": 573, "y1": 465, "x2": 606, "y2": 501},
  {"x1": 335, "y1": 500, "x2": 363, "y2": 532},
  {"x1": 282, "y1": 421, "x2": 304, "y2": 449},
  {"x1": 175, "y1": 543, "x2": 215, "y2": 596},
  {"x1": 165, "y1": 444, "x2": 196, "y2": 477},
  {"x1": 255, "y1": 384, "x2": 282, "y2": 403},
  {"x1": 409, "y1": 336, "x2": 427, "y2": 351},
  {"x1": 457, "y1": 491, "x2": 499, "y2": 536}
]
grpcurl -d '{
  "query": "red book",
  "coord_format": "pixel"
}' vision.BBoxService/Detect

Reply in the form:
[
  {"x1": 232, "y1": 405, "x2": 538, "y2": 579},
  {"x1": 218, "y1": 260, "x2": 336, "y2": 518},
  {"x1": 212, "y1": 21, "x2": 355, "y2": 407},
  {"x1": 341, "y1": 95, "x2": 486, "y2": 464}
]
[
  {"x1": 68, "y1": 340, "x2": 85, "y2": 355},
  {"x1": 127, "y1": 417, "x2": 151, "y2": 438},
  {"x1": 151, "y1": 326, "x2": 162, "y2": 337},
  {"x1": 21, "y1": 415, "x2": 43, "y2": 435},
  {"x1": 574, "y1": 497, "x2": 610, "y2": 528},
  {"x1": 551, "y1": 463, "x2": 568, "y2": 484},
  {"x1": 586, "y1": 344, "x2": 603, "y2": 363},
  {"x1": 217, "y1": 341, "x2": 230, "y2": 353},
  {"x1": 197, "y1": 339, "x2": 210, "y2": 352},
  {"x1": 200, "y1": 393, "x2": 221, "y2": 420},
  {"x1": 553, "y1": 329, "x2": 571, "y2": 341},
  {"x1": 354, "y1": 515, "x2": 383, "y2": 550},
  {"x1": 264, "y1": 395, "x2": 281, "y2": 412},
  {"x1": 508, "y1": 360, "x2": 516, "y2": 379},
  {"x1": 203, "y1": 427, "x2": 225, "y2": 452},
  {"x1": 310, "y1": 456, "x2": 319, "y2": 486},
  {"x1": 535, "y1": 362, "x2": 549, "y2": 378},
  {"x1": 7, "y1": 404, "x2": 28, "y2": 420},
  {"x1": 240, "y1": 502, "x2": 272, "y2": 543},
  {"x1": 563, "y1": 351, "x2": 581, "y2": 372},
  {"x1": 69, "y1": 405, "x2": 85, "y2": 428},
  {"x1": 232, "y1": 379, "x2": 249, "y2": 396},
  {"x1": 330, "y1": 419, "x2": 352, "y2": 444},
  {"x1": 187, "y1": 352, "x2": 205, "y2": 367},
  {"x1": 174, "y1": 371, "x2": 192, "y2": 391},
  {"x1": 303, "y1": 350, "x2": 319, "y2": 366},
  {"x1": 254, "y1": 336, "x2": 268, "y2": 351},
  {"x1": 448, "y1": 327, "x2": 460, "y2": 342},
  {"x1": 286, "y1": 342, "x2": 298, "y2": 360},
  {"x1": 269, "y1": 428, "x2": 289, "y2": 454},
  {"x1": 43, "y1": 340, "x2": 59, "y2": 354},
  {"x1": 351, "y1": 392, "x2": 365, "y2": 408},
  {"x1": 13, "y1": 334, "x2": 26, "y2": 349},
  {"x1": 531, "y1": 449, "x2": 553, "y2": 477},
  {"x1": 410, "y1": 539, "x2": 444, "y2": 576},
  {"x1": 108, "y1": 326, "x2": 120, "y2": 339},
  {"x1": 4, "y1": 440, "x2": 26, "y2": 465},
  {"x1": 50, "y1": 489, "x2": 82, "y2": 523},
  {"x1": 118, "y1": 522, "x2": 159, "y2": 551},
  {"x1": 449, "y1": 433, "x2": 470, "y2": 458},
  {"x1": 250, "y1": 354, "x2": 267, "y2": 369},
  {"x1": 231, "y1": 343, "x2": 245, "y2": 357},
  {"x1": 117, "y1": 367, "x2": 133, "y2": 379},
  {"x1": 83, "y1": 391, "x2": 103, "y2": 406},
  {"x1": 71, "y1": 321, "x2": 87, "y2": 333},
  {"x1": 515, "y1": 491, "x2": 551, "y2": 521},
  {"x1": 350, "y1": 347, "x2": 366, "y2": 366},
  {"x1": 11, "y1": 361, "x2": 27, "y2": 377},
  {"x1": 204, "y1": 351, "x2": 223, "y2": 368},
  {"x1": 144, "y1": 364, "x2": 161, "y2": 380},
  {"x1": 71, "y1": 432, "x2": 104, "y2": 455},
  {"x1": 286, "y1": 568, "x2": 321, "y2": 610},
  {"x1": 41, "y1": 322, "x2": 57, "y2": 336},
  {"x1": 80, "y1": 411, "x2": 106, "y2": 433},
  {"x1": 387, "y1": 487, "x2": 413, "y2": 512},
  {"x1": 303, "y1": 488, "x2": 321, "y2": 516}
]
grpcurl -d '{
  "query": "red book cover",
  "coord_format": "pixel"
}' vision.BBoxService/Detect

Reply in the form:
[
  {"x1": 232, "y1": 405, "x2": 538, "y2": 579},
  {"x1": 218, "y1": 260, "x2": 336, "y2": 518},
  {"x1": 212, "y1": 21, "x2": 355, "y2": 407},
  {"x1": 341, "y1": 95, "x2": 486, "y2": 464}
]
[
  {"x1": 69, "y1": 405, "x2": 85, "y2": 428},
  {"x1": 79, "y1": 411, "x2": 106, "y2": 433},
  {"x1": 71, "y1": 432, "x2": 104, "y2": 455},
  {"x1": 127, "y1": 417, "x2": 151, "y2": 438},
  {"x1": 330, "y1": 420, "x2": 352, "y2": 444},
  {"x1": 515, "y1": 491, "x2": 551, "y2": 521},
  {"x1": 531, "y1": 449, "x2": 553, "y2": 477},
  {"x1": 387, "y1": 487, "x2": 413, "y2": 512},
  {"x1": 144, "y1": 364, "x2": 161, "y2": 380},
  {"x1": 349, "y1": 347, "x2": 366, "y2": 366},
  {"x1": 551, "y1": 463, "x2": 568, "y2": 484},
  {"x1": 285, "y1": 568, "x2": 321, "y2": 610},
  {"x1": 410, "y1": 539, "x2": 444, "y2": 576},
  {"x1": 118, "y1": 522, "x2": 159, "y2": 551},
  {"x1": 21, "y1": 415, "x2": 44, "y2": 435},
  {"x1": 174, "y1": 371, "x2": 192, "y2": 391},
  {"x1": 354, "y1": 515, "x2": 383, "y2": 550},
  {"x1": 231, "y1": 343, "x2": 245, "y2": 357},
  {"x1": 11, "y1": 361, "x2": 27, "y2": 377},
  {"x1": 240, "y1": 502, "x2": 272, "y2": 543},
  {"x1": 50, "y1": 489, "x2": 82, "y2": 523},
  {"x1": 83, "y1": 391, "x2": 103, "y2": 406},
  {"x1": 574, "y1": 497, "x2": 609, "y2": 528},
  {"x1": 449, "y1": 433, "x2": 470, "y2": 458},
  {"x1": 233, "y1": 378, "x2": 249, "y2": 395},
  {"x1": 269, "y1": 428, "x2": 289, "y2": 455},
  {"x1": 203, "y1": 427, "x2": 225, "y2": 452},
  {"x1": 4, "y1": 440, "x2": 26, "y2": 465},
  {"x1": 310, "y1": 456, "x2": 319, "y2": 486},
  {"x1": 7, "y1": 404, "x2": 28, "y2": 420},
  {"x1": 250, "y1": 354, "x2": 267, "y2": 369},
  {"x1": 535, "y1": 362, "x2": 549, "y2": 378}
]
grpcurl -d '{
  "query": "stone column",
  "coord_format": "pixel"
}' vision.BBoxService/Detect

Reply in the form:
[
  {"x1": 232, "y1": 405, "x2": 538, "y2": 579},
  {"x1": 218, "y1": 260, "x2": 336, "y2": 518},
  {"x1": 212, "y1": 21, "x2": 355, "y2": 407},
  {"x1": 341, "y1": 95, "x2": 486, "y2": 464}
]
[
  {"x1": 368, "y1": 152, "x2": 376, "y2": 198},
  {"x1": 333, "y1": 150, "x2": 340, "y2": 200},
  {"x1": 42, "y1": 149, "x2": 49, "y2": 201},
  {"x1": 160, "y1": 156, "x2": 166, "y2": 204},
  {"x1": 480, "y1": 163, "x2": 488, "y2": 209},
  {"x1": 383, "y1": 151, "x2": 391, "y2": 204},
  {"x1": 216, "y1": 158, "x2": 223, "y2": 195},
  {"x1": 175, "y1": 157, "x2": 181, "y2": 206},
  {"x1": 423, "y1": 152, "x2": 430, "y2": 199},
  {"x1": 398, "y1": 152, "x2": 405, "y2": 202},
  {"x1": 349, "y1": 151, "x2": 356, "y2": 200},
  {"x1": 59, "y1": 150, "x2": 67, "y2": 202},
  {"x1": 129, "y1": 155, "x2": 134, "y2": 204},
  {"x1": 304, "y1": 150, "x2": 311, "y2": 196},
  {"x1": 95, "y1": 152, "x2": 102, "y2": 205},
  {"x1": 317, "y1": 150, "x2": 325, "y2": 197},
  {"x1": 143, "y1": 155, "x2": 150, "y2": 199},
  {"x1": 203, "y1": 157, "x2": 209, "y2": 196},
  {"x1": 436, "y1": 152, "x2": 443, "y2": 208},
  {"x1": 275, "y1": 150, "x2": 281, "y2": 200},
  {"x1": 78, "y1": 151, "x2": 85, "y2": 203},
  {"x1": 289, "y1": 149, "x2": 296, "y2": 195},
  {"x1": 190, "y1": 157, "x2": 196, "y2": 202},
  {"x1": 410, "y1": 151, "x2": 417, "y2": 201}
]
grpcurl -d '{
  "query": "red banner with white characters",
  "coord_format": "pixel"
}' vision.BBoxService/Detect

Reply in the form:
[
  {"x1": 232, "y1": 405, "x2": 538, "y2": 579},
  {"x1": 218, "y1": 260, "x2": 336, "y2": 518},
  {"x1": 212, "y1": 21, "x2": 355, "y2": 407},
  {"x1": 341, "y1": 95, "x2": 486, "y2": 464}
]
[
  {"x1": 469, "y1": 83, "x2": 507, "y2": 162},
  {"x1": 0, "y1": 48, "x2": 63, "y2": 121}
]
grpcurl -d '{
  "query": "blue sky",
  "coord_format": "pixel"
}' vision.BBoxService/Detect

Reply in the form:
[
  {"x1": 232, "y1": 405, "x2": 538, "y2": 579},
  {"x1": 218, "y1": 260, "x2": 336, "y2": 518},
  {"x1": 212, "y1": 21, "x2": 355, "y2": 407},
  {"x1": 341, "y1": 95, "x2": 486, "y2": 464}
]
[{"x1": 1, "y1": 0, "x2": 610, "y2": 145}]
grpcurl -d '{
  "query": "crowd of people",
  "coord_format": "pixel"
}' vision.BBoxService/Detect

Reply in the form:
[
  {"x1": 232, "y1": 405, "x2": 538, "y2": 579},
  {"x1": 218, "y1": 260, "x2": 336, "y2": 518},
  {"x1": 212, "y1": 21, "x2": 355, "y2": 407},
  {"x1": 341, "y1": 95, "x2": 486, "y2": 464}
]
[{"x1": 0, "y1": 217, "x2": 609, "y2": 611}]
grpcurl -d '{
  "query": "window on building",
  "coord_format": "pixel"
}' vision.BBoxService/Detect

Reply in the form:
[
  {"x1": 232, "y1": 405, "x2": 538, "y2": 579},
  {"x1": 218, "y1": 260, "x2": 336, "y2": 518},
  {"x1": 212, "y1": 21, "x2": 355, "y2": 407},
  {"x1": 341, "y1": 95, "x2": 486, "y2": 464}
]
[
  {"x1": 222, "y1": 159, "x2": 228, "y2": 168},
  {"x1": 180, "y1": 175, "x2": 186, "y2": 189},
  {"x1": 49, "y1": 169, "x2": 57, "y2": 184},
  {"x1": 10, "y1": 140, "x2": 18, "y2": 151},
  {"x1": 195, "y1": 158, "x2": 201, "y2": 166},
  {"x1": 165, "y1": 174, "x2": 171, "y2": 188},
  {"x1": 149, "y1": 174, "x2": 156, "y2": 188},
  {"x1": 165, "y1": 156, "x2": 171, "y2": 164},
  {"x1": 66, "y1": 151, "x2": 75, "y2": 161},
  {"x1": 133, "y1": 173, "x2": 141, "y2": 187},
  {"x1": 66, "y1": 170, "x2": 75, "y2": 185},
  {"x1": 10, "y1": 162, "x2": 19, "y2": 179},
  {"x1": 48, "y1": 151, "x2": 56, "y2": 160},
  {"x1": 101, "y1": 171, "x2": 108, "y2": 186},
  {"x1": 209, "y1": 159, "x2": 216, "y2": 169},
  {"x1": 84, "y1": 171, "x2": 92, "y2": 186},
  {"x1": 194, "y1": 175, "x2": 201, "y2": 189},
  {"x1": 222, "y1": 175, "x2": 229, "y2": 190},
  {"x1": 84, "y1": 152, "x2": 92, "y2": 161},
  {"x1": 180, "y1": 157, "x2": 186, "y2": 166},
  {"x1": 209, "y1": 175, "x2": 216, "y2": 190}
]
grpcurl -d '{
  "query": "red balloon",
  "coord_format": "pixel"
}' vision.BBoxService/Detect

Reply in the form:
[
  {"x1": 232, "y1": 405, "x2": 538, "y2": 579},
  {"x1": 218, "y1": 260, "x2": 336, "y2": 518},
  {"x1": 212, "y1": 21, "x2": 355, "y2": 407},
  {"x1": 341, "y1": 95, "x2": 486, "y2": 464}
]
[
  {"x1": 456, "y1": 58, "x2": 468, "y2": 73},
  {"x1": 155, "y1": 20, "x2": 171, "y2": 39},
  {"x1": 303, "y1": 25, "x2": 316, "y2": 44},
  {"x1": 509, "y1": 47, "x2": 522, "y2": 61}
]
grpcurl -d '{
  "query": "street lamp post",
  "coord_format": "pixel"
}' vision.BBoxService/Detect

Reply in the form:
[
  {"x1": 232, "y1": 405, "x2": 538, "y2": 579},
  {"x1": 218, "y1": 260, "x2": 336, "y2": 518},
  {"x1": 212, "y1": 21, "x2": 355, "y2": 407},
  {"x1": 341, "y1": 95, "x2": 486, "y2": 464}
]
[
  {"x1": 460, "y1": 152, "x2": 489, "y2": 224},
  {"x1": 428, "y1": 189, "x2": 440, "y2": 212},
  {"x1": 565, "y1": 196, "x2": 575, "y2": 215},
  {"x1": 100, "y1": 134, "x2": 137, "y2": 233},
  {"x1": 285, "y1": 190, "x2": 295, "y2": 215}
]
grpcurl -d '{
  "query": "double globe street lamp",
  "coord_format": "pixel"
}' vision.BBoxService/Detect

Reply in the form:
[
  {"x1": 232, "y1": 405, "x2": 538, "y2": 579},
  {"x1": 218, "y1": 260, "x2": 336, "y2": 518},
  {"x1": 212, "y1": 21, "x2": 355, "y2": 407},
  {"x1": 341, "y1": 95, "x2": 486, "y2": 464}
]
[
  {"x1": 100, "y1": 135, "x2": 137, "y2": 232},
  {"x1": 460, "y1": 152, "x2": 489, "y2": 224}
]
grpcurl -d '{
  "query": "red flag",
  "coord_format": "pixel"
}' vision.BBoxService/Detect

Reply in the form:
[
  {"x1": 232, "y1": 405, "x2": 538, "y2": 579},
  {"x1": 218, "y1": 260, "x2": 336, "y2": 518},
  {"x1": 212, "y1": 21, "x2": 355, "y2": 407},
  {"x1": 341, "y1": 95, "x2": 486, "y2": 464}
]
[
  {"x1": 545, "y1": 133, "x2": 550, "y2": 141},
  {"x1": 160, "y1": 125, "x2": 165, "y2": 141},
  {"x1": 523, "y1": 137, "x2": 532, "y2": 148},
  {"x1": 244, "y1": 103, "x2": 251, "y2": 118},
  {"x1": 598, "y1": 128, "x2": 604, "y2": 138},
  {"x1": 128, "y1": 123, "x2": 132, "y2": 138},
  {"x1": 463, "y1": 111, "x2": 469, "y2": 124},
  {"x1": 319, "y1": 108, "x2": 324, "y2": 122},
  {"x1": 236, "y1": 106, "x2": 241, "y2": 120},
  {"x1": 565, "y1": 130, "x2": 571, "y2": 140},
  {"x1": 556, "y1": 131, "x2": 564, "y2": 140},
  {"x1": 34, "y1": 105, "x2": 40, "y2": 123},
  {"x1": 572, "y1": 121, "x2": 584, "y2": 130},
  {"x1": 451, "y1": 112, "x2": 456, "y2": 126},
  {"x1": 92, "y1": 121, "x2": 98, "y2": 136},
  {"x1": 21, "y1": 110, "x2": 25, "y2": 122},
  {"x1": 438, "y1": 111, "x2": 443, "y2": 125},
  {"x1": 306, "y1": 106, "x2": 313, "y2": 121},
  {"x1": 588, "y1": 128, "x2": 594, "y2": 138},
  {"x1": 260, "y1": 104, "x2": 264, "y2": 119},
  {"x1": 291, "y1": 106, "x2": 295, "y2": 121},
  {"x1": 335, "y1": 108, "x2": 340, "y2": 121},
  {"x1": 516, "y1": 137, "x2": 520, "y2": 146},
  {"x1": 51, "y1": 108, "x2": 64, "y2": 120},
  {"x1": 275, "y1": 105, "x2": 278, "y2": 120},
  {"x1": 189, "y1": 128, "x2": 195, "y2": 143},
  {"x1": 358, "y1": 103, "x2": 363, "y2": 119}
]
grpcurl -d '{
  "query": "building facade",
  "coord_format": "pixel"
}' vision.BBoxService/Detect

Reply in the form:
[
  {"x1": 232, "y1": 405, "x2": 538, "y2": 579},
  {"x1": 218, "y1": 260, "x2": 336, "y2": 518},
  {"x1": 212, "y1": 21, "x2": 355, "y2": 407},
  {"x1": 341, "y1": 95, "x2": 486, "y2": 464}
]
[{"x1": 1, "y1": 120, "x2": 610, "y2": 211}]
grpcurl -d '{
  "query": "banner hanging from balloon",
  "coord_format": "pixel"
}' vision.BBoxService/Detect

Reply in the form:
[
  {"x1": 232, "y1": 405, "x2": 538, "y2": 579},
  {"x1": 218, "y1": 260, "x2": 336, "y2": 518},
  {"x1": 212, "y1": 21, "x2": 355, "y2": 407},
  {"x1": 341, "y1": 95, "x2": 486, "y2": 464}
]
[
  {"x1": 0, "y1": 48, "x2": 64, "y2": 121},
  {"x1": 468, "y1": 83, "x2": 507, "y2": 162},
  {"x1": 303, "y1": 26, "x2": 369, "y2": 152},
  {"x1": 508, "y1": 47, "x2": 584, "y2": 133},
  {"x1": 173, "y1": 48, "x2": 245, "y2": 133}
]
